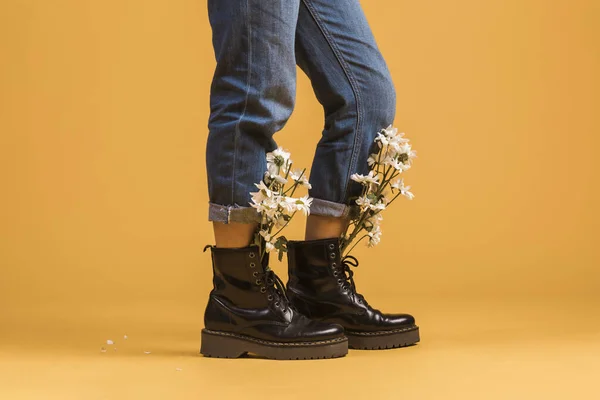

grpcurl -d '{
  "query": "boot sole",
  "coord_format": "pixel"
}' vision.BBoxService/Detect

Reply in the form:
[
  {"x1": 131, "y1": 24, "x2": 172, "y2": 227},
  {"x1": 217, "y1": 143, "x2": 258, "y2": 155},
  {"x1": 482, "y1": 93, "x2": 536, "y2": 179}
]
[
  {"x1": 200, "y1": 329, "x2": 348, "y2": 360},
  {"x1": 346, "y1": 325, "x2": 420, "y2": 350}
]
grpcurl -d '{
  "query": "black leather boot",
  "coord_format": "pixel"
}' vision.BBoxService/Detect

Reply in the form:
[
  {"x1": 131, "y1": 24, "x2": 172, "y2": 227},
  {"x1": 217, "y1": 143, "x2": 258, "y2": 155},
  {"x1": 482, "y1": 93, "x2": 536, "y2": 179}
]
[
  {"x1": 287, "y1": 238, "x2": 420, "y2": 350},
  {"x1": 200, "y1": 245, "x2": 348, "y2": 359}
]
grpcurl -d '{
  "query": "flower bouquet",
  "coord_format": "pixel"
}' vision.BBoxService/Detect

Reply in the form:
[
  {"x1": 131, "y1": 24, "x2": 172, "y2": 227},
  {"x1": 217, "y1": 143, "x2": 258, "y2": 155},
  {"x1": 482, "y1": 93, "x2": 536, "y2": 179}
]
[
  {"x1": 250, "y1": 147, "x2": 313, "y2": 263},
  {"x1": 339, "y1": 125, "x2": 417, "y2": 257}
]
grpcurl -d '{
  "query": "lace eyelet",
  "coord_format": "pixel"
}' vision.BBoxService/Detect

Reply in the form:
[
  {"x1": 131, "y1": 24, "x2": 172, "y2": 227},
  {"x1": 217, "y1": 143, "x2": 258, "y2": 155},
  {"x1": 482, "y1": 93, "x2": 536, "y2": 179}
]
[
  {"x1": 328, "y1": 243, "x2": 335, "y2": 250},
  {"x1": 267, "y1": 295, "x2": 273, "y2": 301},
  {"x1": 252, "y1": 271, "x2": 258, "y2": 277},
  {"x1": 274, "y1": 302, "x2": 280, "y2": 307},
  {"x1": 337, "y1": 279, "x2": 343, "y2": 284},
  {"x1": 331, "y1": 262, "x2": 336, "y2": 268},
  {"x1": 333, "y1": 271, "x2": 338, "y2": 276},
  {"x1": 260, "y1": 287, "x2": 267, "y2": 293},
  {"x1": 249, "y1": 262, "x2": 256, "y2": 268},
  {"x1": 329, "y1": 253, "x2": 336, "y2": 259},
  {"x1": 249, "y1": 253, "x2": 256, "y2": 258},
  {"x1": 256, "y1": 279, "x2": 262, "y2": 285}
]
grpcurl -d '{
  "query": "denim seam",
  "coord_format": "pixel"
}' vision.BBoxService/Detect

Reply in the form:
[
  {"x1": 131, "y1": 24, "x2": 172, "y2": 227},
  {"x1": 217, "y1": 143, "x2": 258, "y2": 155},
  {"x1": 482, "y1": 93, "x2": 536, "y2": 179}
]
[
  {"x1": 301, "y1": 0, "x2": 364, "y2": 204},
  {"x1": 231, "y1": 0, "x2": 254, "y2": 215}
]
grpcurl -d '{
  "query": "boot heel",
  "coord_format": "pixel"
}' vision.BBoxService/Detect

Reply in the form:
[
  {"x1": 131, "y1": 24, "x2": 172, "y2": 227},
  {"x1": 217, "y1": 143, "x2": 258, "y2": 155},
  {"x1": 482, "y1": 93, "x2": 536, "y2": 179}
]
[{"x1": 200, "y1": 330, "x2": 248, "y2": 358}]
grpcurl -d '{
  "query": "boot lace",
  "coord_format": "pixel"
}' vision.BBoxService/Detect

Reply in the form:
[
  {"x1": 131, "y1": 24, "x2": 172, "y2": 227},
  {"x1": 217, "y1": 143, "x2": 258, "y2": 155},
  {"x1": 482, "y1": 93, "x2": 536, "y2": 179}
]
[
  {"x1": 254, "y1": 268, "x2": 290, "y2": 312},
  {"x1": 334, "y1": 255, "x2": 368, "y2": 305}
]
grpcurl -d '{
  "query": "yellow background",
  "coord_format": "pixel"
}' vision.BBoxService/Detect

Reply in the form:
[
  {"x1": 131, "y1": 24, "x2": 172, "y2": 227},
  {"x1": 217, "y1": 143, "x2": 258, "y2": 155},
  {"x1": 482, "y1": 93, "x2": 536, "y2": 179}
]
[{"x1": 1, "y1": 0, "x2": 599, "y2": 399}]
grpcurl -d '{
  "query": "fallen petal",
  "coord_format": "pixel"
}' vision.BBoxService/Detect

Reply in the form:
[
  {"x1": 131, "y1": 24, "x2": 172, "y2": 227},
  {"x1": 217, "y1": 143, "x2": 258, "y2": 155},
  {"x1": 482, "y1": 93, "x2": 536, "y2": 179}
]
[
  {"x1": 124, "y1": 335, "x2": 128, "y2": 340},
  {"x1": 106, "y1": 340, "x2": 114, "y2": 345},
  {"x1": 100, "y1": 347, "x2": 107, "y2": 353},
  {"x1": 144, "y1": 351, "x2": 151, "y2": 355},
  {"x1": 175, "y1": 368, "x2": 182, "y2": 372}
]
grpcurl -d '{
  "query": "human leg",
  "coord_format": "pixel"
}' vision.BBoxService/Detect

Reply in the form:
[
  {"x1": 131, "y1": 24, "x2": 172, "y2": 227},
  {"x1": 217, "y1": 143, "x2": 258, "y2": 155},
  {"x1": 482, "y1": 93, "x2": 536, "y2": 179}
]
[
  {"x1": 287, "y1": 0, "x2": 419, "y2": 349},
  {"x1": 202, "y1": 0, "x2": 348, "y2": 359}
]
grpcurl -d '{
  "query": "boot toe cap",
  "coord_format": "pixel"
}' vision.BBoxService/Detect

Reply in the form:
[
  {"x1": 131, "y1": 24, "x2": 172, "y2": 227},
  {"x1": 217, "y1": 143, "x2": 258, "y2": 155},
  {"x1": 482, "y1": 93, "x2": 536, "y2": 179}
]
[
  {"x1": 304, "y1": 320, "x2": 345, "y2": 341},
  {"x1": 384, "y1": 313, "x2": 416, "y2": 328}
]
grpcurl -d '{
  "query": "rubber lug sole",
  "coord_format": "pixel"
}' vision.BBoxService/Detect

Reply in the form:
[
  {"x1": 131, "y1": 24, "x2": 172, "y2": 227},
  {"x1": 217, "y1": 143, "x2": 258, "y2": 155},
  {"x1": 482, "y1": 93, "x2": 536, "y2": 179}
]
[
  {"x1": 200, "y1": 329, "x2": 348, "y2": 360},
  {"x1": 347, "y1": 325, "x2": 420, "y2": 350}
]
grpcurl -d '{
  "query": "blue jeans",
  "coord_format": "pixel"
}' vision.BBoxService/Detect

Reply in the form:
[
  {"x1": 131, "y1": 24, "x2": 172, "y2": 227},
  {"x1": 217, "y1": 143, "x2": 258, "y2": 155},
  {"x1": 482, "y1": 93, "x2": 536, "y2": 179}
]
[{"x1": 207, "y1": 0, "x2": 396, "y2": 223}]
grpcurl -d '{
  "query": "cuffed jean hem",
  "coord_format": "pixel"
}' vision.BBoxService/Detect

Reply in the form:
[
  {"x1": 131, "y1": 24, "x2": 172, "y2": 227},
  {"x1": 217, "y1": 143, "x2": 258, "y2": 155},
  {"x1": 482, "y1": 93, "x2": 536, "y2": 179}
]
[
  {"x1": 310, "y1": 198, "x2": 359, "y2": 219},
  {"x1": 208, "y1": 198, "x2": 358, "y2": 223},
  {"x1": 208, "y1": 203, "x2": 261, "y2": 224}
]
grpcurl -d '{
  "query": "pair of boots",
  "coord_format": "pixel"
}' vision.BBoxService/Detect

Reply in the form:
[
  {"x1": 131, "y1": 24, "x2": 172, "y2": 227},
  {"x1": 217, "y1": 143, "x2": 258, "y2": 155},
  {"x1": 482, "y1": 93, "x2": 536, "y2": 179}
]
[{"x1": 200, "y1": 238, "x2": 420, "y2": 360}]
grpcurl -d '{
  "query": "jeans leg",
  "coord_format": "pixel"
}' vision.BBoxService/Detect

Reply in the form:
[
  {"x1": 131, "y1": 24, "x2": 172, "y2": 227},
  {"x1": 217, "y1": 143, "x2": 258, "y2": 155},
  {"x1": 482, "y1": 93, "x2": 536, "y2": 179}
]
[
  {"x1": 207, "y1": 0, "x2": 300, "y2": 223},
  {"x1": 296, "y1": 0, "x2": 396, "y2": 218}
]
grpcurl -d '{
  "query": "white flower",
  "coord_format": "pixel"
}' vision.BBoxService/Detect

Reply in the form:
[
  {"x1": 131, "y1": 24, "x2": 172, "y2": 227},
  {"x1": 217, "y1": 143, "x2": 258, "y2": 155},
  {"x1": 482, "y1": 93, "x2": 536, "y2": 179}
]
[
  {"x1": 282, "y1": 195, "x2": 312, "y2": 216},
  {"x1": 364, "y1": 213, "x2": 382, "y2": 232},
  {"x1": 266, "y1": 162, "x2": 280, "y2": 178},
  {"x1": 391, "y1": 178, "x2": 414, "y2": 200},
  {"x1": 274, "y1": 214, "x2": 287, "y2": 228},
  {"x1": 279, "y1": 197, "x2": 296, "y2": 216},
  {"x1": 356, "y1": 193, "x2": 386, "y2": 212},
  {"x1": 250, "y1": 181, "x2": 272, "y2": 204},
  {"x1": 266, "y1": 147, "x2": 292, "y2": 172},
  {"x1": 351, "y1": 171, "x2": 379, "y2": 186},
  {"x1": 376, "y1": 125, "x2": 409, "y2": 148},
  {"x1": 297, "y1": 195, "x2": 313, "y2": 216},
  {"x1": 383, "y1": 125, "x2": 398, "y2": 136},
  {"x1": 290, "y1": 169, "x2": 312, "y2": 189},
  {"x1": 263, "y1": 198, "x2": 281, "y2": 219},
  {"x1": 265, "y1": 242, "x2": 275, "y2": 253},
  {"x1": 367, "y1": 153, "x2": 380, "y2": 166},
  {"x1": 355, "y1": 195, "x2": 372, "y2": 211},
  {"x1": 271, "y1": 175, "x2": 288, "y2": 185},
  {"x1": 259, "y1": 230, "x2": 271, "y2": 242},
  {"x1": 375, "y1": 131, "x2": 391, "y2": 146},
  {"x1": 367, "y1": 225, "x2": 382, "y2": 247},
  {"x1": 367, "y1": 213, "x2": 383, "y2": 224},
  {"x1": 369, "y1": 201, "x2": 386, "y2": 212},
  {"x1": 388, "y1": 157, "x2": 408, "y2": 172},
  {"x1": 251, "y1": 194, "x2": 280, "y2": 219},
  {"x1": 264, "y1": 170, "x2": 289, "y2": 186},
  {"x1": 397, "y1": 143, "x2": 417, "y2": 166}
]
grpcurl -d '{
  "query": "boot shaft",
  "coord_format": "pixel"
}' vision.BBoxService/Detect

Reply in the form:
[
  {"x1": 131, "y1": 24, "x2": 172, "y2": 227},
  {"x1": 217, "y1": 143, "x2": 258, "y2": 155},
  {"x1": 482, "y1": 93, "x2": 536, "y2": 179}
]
[
  {"x1": 209, "y1": 245, "x2": 270, "y2": 308},
  {"x1": 287, "y1": 238, "x2": 344, "y2": 297}
]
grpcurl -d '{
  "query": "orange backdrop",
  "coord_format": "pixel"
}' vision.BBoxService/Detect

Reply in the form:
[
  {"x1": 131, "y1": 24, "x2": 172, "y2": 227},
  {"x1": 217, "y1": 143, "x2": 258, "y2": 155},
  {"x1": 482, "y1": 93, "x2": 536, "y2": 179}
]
[{"x1": 0, "y1": 1, "x2": 599, "y2": 397}]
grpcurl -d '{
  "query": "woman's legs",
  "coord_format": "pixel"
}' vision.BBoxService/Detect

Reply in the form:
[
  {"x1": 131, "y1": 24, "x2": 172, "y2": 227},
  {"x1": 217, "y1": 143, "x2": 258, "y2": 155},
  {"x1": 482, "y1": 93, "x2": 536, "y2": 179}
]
[
  {"x1": 207, "y1": 0, "x2": 394, "y2": 245},
  {"x1": 294, "y1": 0, "x2": 397, "y2": 240},
  {"x1": 206, "y1": 0, "x2": 300, "y2": 246},
  {"x1": 202, "y1": 0, "x2": 349, "y2": 360}
]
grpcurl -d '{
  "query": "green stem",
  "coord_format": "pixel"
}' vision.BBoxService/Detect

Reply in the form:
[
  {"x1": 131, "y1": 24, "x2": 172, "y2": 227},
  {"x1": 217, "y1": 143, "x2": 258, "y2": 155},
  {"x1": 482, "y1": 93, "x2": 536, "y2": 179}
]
[
  {"x1": 384, "y1": 191, "x2": 402, "y2": 208},
  {"x1": 340, "y1": 210, "x2": 370, "y2": 254},
  {"x1": 285, "y1": 168, "x2": 306, "y2": 197},
  {"x1": 271, "y1": 210, "x2": 297, "y2": 237},
  {"x1": 376, "y1": 142, "x2": 383, "y2": 176},
  {"x1": 342, "y1": 234, "x2": 369, "y2": 257}
]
